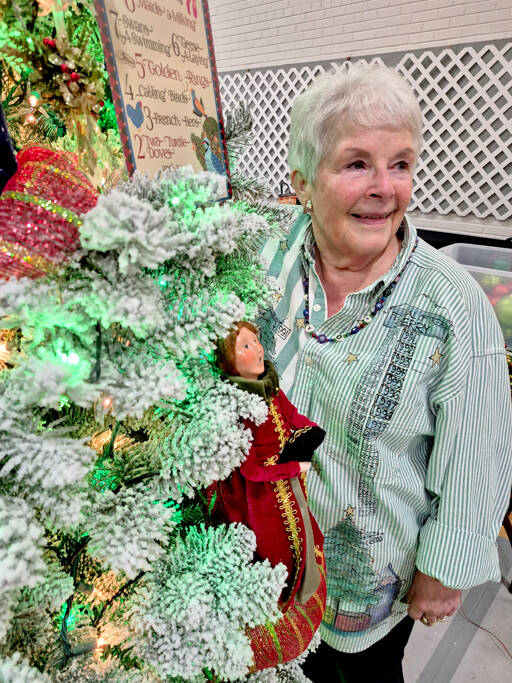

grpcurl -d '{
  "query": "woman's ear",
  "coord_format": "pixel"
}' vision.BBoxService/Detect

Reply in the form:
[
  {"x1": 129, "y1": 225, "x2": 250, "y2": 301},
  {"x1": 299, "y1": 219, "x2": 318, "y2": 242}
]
[{"x1": 291, "y1": 169, "x2": 310, "y2": 204}]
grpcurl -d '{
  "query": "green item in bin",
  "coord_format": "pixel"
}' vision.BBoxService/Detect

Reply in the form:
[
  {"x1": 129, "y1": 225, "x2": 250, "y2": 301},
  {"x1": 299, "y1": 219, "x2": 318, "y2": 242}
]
[
  {"x1": 491, "y1": 257, "x2": 511, "y2": 272},
  {"x1": 478, "y1": 274, "x2": 502, "y2": 291},
  {"x1": 495, "y1": 295, "x2": 512, "y2": 327}
]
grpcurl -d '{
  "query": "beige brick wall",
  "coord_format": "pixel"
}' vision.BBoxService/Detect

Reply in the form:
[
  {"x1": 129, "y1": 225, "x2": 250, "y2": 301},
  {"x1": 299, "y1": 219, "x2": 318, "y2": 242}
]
[{"x1": 209, "y1": 0, "x2": 512, "y2": 72}]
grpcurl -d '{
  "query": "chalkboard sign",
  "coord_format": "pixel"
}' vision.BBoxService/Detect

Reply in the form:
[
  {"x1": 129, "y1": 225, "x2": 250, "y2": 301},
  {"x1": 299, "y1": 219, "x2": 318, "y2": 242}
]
[{"x1": 94, "y1": 0, "x2": 230, "y2": 199}]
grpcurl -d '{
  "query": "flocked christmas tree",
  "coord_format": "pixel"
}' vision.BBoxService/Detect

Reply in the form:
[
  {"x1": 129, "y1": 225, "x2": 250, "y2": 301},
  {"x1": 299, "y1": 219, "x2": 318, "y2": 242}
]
[
  {"x1": 0, "y1": 2, "x2": 319, "y2": 679},
  {"x1": 0, "y1": 157, "x2": 320, "y2": 681}
]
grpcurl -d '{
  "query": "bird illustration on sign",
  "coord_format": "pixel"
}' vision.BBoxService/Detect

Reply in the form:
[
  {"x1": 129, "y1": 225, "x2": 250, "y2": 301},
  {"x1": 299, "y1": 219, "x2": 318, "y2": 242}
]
[
  {"x1": 191, "y1": 89, "x2": 207, "y2": 118},
  {"x1": 191, "y1": 115, "x2": 226, "y2": 175}
]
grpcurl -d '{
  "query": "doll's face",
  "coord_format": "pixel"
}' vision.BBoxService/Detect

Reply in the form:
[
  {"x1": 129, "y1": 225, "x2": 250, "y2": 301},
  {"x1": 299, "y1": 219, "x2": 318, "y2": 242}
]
[{"x1": 234, "y1": 327, "x2": 264, "y2": 380}]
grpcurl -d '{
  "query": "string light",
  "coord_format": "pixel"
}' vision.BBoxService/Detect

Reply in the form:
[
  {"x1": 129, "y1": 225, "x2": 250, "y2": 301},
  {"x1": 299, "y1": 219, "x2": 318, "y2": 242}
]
[
  {"x1": 89, "y1": 429, "x2": 133, "y2": 452},
  {"x1": 102, "y1": 397, "x2": 112, "y2": 408},
  {"x1": 25, "y1": 92, "x2": 40, "y2": 123},
  {"x1": 58, "y1": 351, "x2": 80, "y2": 365},
  {"x1": 0, "y1": 342, "x2": 9, "y2": 370},
  {"x1": 0, "y1": 331, "x2": 15, "y2": 369}
]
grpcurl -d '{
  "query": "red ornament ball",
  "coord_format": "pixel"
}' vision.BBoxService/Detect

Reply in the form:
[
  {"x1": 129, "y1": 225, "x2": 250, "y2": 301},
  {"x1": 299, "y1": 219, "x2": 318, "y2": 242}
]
[
  {"x1": 43, "y1": 37, "x2": 56, "y2": 48},
  {"x1": 70, "y1": 72, "x2": 80, "y2": 82},
  {"x1": 60, "y1": 64, "x2": 69, "y2": 73}
]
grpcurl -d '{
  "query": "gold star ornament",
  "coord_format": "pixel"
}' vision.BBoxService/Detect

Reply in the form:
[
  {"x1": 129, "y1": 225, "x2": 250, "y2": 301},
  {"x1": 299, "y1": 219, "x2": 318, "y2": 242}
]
[
  {"x1": 344, "y1": 352, "x2": 358, "y2": 364},
  {"x1": 429, "y1": 347, "x2": 443, "y2": 366}
]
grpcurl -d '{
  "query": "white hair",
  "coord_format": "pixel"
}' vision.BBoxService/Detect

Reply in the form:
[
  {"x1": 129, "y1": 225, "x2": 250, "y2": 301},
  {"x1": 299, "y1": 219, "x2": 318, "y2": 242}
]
[{"x1": 288, "y1": 62, "x2": 423, "y2": 185}]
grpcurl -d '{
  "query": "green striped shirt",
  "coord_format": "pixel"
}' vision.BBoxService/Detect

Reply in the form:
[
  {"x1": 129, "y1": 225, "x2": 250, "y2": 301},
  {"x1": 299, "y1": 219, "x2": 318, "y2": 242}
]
[{"x1": 259, "y1": 213, "x2": 512, "y2": 652}]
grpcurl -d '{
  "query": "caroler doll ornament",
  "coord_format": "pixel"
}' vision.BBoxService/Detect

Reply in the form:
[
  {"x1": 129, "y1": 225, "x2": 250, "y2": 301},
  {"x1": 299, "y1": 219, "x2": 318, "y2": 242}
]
[{"x1": 209, "y1": 321, "x2": 327, "y2": 671}]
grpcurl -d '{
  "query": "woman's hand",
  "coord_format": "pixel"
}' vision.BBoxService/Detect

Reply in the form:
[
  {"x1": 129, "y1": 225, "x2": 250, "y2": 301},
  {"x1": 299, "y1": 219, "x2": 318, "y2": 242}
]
[
  {"x1": 406, "y1": 570, "x2": 461, "y2": 625},
  {"x1": 299, "y1": 461, "x2": 312, "y2": 473}
]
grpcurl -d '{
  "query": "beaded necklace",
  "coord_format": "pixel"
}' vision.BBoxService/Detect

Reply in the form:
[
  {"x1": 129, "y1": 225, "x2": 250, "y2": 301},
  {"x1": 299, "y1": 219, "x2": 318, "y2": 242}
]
[{"x1": 302, "y1": 238, "x2": 418, "y2": 344}]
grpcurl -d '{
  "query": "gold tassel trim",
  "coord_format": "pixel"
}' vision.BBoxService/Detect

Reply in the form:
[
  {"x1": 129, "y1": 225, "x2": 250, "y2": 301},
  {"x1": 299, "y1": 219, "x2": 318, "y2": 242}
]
[
  {"x1": 274, "y1": 478, "x2": 303, "y2": 600},
  {"x1": 268, "y1": 398, "x2": 288, "y2": 449}
]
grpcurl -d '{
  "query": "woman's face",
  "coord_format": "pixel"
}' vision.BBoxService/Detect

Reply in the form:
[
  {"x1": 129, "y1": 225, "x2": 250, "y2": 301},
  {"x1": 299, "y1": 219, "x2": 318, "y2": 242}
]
[
  {"x1": 301, "y1": 127, "x2": 415, "y2": 264},
  {"x1": 234, "y1": 327, "x2": 264, "y2": 380}
]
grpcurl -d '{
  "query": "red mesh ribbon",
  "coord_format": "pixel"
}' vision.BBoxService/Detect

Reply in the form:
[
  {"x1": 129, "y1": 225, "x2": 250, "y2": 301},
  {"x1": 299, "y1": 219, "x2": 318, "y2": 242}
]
[
  {"x1": 248, "y1": 552, "x2": 327, "y2": 672},
  {"x1": 0, "y1": 146, "x2": 97, "y2": 279}
]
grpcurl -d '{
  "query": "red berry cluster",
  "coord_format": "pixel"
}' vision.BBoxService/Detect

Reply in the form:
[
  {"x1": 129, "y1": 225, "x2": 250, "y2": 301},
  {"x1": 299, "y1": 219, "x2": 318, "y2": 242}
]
[{"x1": 43, "y1": 37, "x2": 80, "y2": 84}]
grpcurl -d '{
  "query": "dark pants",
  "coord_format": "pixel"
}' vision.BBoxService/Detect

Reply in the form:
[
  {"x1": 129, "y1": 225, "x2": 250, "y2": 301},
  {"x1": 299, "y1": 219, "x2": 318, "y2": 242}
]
[{"x1": 302, "y1": 616, "x2": 415, "y2": 683}]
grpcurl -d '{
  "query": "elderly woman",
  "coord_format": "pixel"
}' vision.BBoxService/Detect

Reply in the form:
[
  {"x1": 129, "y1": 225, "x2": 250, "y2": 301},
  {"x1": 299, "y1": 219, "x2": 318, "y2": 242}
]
[{"x1": 258, "y1": 63, "x2": 512, "y2": 682}]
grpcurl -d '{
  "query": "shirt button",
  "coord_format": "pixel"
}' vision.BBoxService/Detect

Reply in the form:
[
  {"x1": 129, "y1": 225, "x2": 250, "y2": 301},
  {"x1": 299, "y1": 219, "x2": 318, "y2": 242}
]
[
  {"x1": 313, "y1": 303, "x2": 321, "y2": 312},
  {"x1": 304, "y1": 356, "x2": 313, "y2": 367}
]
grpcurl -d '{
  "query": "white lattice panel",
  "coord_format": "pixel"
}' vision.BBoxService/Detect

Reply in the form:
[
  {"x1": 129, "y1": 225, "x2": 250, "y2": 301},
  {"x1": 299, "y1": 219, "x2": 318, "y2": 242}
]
[{"x1": 220, "y1": 43, "x2": 512, "y2": 221}]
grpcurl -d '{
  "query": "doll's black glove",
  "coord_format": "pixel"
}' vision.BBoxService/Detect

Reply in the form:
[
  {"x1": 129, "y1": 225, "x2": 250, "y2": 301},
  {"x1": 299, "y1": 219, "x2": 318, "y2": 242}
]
[{"x1": 279, "y1": 426, "x2": 325, "y2": 463}]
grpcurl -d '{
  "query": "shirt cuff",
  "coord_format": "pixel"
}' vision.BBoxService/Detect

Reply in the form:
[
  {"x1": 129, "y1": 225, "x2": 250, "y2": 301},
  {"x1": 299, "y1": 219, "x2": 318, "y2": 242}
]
[{"x1": 416, "y1": 519, "x2": 501, "y2": 589}]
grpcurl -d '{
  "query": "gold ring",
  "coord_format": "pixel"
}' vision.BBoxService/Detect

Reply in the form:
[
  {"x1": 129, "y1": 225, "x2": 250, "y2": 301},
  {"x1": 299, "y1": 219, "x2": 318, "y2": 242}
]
[
  {"x1": 436, "y1": 617, "x2": 447, "y2": 622},
  {"x1": 420, "y1": 615, "x2": 435, "y2": 627}
]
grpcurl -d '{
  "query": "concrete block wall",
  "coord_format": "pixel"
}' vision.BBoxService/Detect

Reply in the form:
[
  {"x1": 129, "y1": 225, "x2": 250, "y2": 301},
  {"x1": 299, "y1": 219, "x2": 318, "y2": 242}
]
[{"x1": 209, "y1": 0, "x2": 512, "y2": 72}]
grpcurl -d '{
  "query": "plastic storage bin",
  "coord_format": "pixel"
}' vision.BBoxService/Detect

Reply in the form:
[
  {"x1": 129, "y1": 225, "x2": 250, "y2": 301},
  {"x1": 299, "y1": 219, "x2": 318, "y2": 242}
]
[{"x1": 440, "y1": 243, "x2": 512, "y2": 348}]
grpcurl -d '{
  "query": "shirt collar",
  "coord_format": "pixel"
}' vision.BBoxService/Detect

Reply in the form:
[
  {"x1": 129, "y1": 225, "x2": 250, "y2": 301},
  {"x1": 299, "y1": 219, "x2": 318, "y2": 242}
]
[
  {"x1": 373, "y1": 215, "x2": 417, "y2": 294},
  {"x1": 302, "y1": 216, "x2": 316, "y2": 264}
]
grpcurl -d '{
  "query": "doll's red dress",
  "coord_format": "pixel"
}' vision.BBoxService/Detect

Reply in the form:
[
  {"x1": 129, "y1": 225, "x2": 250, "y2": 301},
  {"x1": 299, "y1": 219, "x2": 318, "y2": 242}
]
[{"x1": 209, "y1": 362, "x2": 327, "y2": 669}]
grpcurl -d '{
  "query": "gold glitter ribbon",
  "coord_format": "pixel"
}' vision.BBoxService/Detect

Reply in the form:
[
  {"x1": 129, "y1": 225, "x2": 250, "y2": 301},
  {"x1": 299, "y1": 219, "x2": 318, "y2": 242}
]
[
  {"x1": 0, "y1": 237, "x2": 58, "y2": 274},
  {"x1": 0, "y1": 191, "x2": 83, "y2": 227},
  {"x1": 18, "y1": 161, "x2": 90, "y2": 189}
]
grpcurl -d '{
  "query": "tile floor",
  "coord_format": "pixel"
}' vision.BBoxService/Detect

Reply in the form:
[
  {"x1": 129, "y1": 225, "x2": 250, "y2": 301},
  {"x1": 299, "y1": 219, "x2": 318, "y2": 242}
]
[{"x1": 403, "y1": 537, "x2": 512, "y2": 682}]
